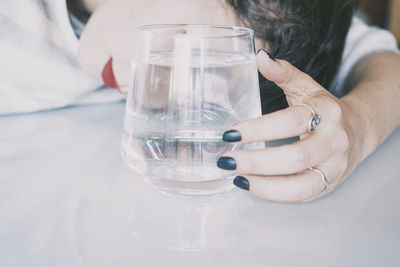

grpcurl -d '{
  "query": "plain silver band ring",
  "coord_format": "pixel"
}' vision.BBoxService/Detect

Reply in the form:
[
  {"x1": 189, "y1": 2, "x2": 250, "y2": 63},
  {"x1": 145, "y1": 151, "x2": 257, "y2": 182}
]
[
  {"x1": 297, "y1": 103, "x2": 321, "y2": 132},
  {"x1": 308, "y1": 167, "x2": 329, "y2": 193}
]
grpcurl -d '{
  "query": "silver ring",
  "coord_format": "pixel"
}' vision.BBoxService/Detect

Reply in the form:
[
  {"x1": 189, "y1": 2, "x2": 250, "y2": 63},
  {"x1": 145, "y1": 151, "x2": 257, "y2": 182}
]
[
  {"x1": 308, "y1": 167, "x2": 329, "y2": 193},
  {"x1": 297, "y1": 103, "x2": 321, "y2": 132}
]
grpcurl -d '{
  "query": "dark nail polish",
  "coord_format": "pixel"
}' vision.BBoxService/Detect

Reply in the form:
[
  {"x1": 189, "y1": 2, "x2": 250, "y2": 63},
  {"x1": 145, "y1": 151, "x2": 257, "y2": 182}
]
[
  {"x1": 233, "y1": 176, "x2": 249, "y2": 191},
  {"x1": 256, "y1": 49, "x2": 276, "y2": 61},
  {"x1": 223, "y1": 130, "x2": 242, "y2": 142},
  {"x1": 217, "y1": 157, "x2": 237, "y2": 170}
]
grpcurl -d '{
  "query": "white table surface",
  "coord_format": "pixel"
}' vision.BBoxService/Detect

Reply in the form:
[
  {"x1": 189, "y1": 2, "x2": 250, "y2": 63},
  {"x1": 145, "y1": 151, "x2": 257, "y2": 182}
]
[{"x1": 1, "y1": 102, "x2": 399, "y2": 267}]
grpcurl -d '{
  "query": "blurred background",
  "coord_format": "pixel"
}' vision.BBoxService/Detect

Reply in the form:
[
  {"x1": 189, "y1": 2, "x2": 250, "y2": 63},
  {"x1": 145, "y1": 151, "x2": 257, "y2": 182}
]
[{"x1": 358, "y1": 0, "x2": 399, "y2": 45}]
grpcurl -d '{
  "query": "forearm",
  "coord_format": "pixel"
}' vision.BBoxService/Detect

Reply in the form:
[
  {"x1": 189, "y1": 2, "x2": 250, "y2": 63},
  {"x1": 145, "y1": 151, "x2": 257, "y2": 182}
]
[{"x1": 342, "y1": 52, "x2": 400, "y2": 162}]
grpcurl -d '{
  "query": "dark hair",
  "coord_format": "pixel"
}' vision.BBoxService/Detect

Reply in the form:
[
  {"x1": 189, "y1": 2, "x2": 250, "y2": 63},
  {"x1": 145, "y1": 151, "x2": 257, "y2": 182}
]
[{"x1": 226, "y1": 0, "x2": 358, "y2": 114}]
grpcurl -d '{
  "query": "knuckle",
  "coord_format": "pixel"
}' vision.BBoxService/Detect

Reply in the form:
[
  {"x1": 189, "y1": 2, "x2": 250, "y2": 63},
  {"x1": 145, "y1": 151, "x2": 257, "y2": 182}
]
[
  {"x1": 336, "y1": 164, "x2": 348, "y2": 182},
  {"x1": 237, "y1": 151, "x2": 257, "y2": 172},
  {"x1": 337, "y1": 154, "x2": 350, "y2": 172},
  {"x1": 325, "y1": 98, "x2": 343, "y2": 121},
  {"x1": 278, "y1": 61, "x2": 295, "y2": 85},
  {"x1": 297, "y1": 187, "x2": 314, "y2": 202},
  {"x1": 284, "y1": 182, "x2": 314, "y2": 203},
  {"x1": 335, "y1": 129, "x2": 351, "y2": 152},
  {"x1": 292, "y1": 108, "x2": 308, "y2": 132},
  {"x1": 246, "y1": 160, "x2": 259, "y2": 173},
  {"x1": 292, "y1": 147, "x2": 311, "y2": 170},
  {"x1": 301, "y1": 72, "x2": 314, "y2": 84},
  {"x1": 237, "y1": 121, "x2": 258, "y2": 143}
]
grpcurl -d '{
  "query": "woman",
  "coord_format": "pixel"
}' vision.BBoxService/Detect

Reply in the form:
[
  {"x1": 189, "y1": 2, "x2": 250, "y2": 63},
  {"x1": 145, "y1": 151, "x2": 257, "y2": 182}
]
[
  {"x1": 77, "y1": 0, "x2": 399, "y2": 202},
  {"x1": 2, "y1": 0, "x2": 399, "y2": 202}
]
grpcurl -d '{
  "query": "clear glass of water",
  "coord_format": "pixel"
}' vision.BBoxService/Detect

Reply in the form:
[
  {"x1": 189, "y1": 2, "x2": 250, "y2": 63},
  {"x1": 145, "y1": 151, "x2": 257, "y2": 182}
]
[{"x1": 121, "y1": 24, "x2": 261, "y2": 196}]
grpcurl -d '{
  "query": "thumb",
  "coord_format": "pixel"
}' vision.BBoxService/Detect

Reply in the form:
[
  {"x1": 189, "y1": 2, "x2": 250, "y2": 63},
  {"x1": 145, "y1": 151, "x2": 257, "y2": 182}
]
[{"x1": 256, "y1": 49, "x2": 324, "y2": 102}]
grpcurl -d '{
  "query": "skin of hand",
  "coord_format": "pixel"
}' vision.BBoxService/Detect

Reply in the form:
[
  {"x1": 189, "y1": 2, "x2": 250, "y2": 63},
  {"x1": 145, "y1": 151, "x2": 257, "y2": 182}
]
[
  {"x1": 77, "y1": 0, "x2": 400, "y2": 203},
  {"x1": 220, "y1": 50, "x2": 400, "y2": 203}
]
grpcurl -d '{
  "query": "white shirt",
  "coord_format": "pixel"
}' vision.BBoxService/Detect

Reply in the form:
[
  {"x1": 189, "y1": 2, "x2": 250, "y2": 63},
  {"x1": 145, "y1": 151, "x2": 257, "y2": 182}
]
[
  {"x1": 0, "y1": 0, "x2": 399, "y2": 115},
  {"x1": 0, "y1": 0, "x2": 123, "y2": 115},
  {"x1": 331, "y1": 17, "x2": 399, "y2": 97}
]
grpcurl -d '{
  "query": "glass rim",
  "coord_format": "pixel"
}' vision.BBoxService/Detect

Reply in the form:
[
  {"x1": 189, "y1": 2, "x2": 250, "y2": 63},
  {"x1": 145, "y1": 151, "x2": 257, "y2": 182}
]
[{"x1": 136, "y1": 24, "x2": 254, "y2": 39}]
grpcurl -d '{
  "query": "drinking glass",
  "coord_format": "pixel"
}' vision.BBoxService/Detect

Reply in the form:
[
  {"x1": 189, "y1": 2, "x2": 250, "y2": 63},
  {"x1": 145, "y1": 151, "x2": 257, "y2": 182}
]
[{"x1": 121, "y1": 24, "x2": 262, "y2": 195}]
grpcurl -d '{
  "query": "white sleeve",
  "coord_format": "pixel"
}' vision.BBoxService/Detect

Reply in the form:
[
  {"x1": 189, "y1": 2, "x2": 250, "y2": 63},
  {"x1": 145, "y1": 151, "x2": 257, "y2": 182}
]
[
  {"x1": 0, "y1": 0, "x2": 122, "y2": 115},
  {"x1": 330, "y1": 17, "x2": 400, "y2": 97}
]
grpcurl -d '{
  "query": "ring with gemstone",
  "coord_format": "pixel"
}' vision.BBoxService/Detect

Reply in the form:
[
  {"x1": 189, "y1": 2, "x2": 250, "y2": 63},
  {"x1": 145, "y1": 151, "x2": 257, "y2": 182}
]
[{"x1": 297, "y1": 103, "x2": 321, "y2": 132}]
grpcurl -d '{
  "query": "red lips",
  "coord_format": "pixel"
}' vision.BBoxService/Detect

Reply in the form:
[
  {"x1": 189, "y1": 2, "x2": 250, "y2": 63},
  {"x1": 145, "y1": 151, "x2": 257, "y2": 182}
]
[{"x1": 101, "y1": 57, "x2": 120, "y2": 90}]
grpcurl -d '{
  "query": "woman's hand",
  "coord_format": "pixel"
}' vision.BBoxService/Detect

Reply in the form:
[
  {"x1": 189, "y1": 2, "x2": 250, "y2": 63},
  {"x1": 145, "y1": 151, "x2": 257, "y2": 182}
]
[{"x1": 217, "y1": 50, "x2": 369, "y2": 203}]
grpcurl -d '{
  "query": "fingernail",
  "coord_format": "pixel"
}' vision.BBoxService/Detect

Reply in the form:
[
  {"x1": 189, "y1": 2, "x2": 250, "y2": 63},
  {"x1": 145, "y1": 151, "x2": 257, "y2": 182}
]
[
  {"x1": 233, "y1": 176, "x2": 249, "y2": 191},
  {"x1": 222, "y1": 130, "x2": 241, "y2": 142},
  {"x1": 256, "y1": 49, "x2": 276, "y2": 61},
  {"x1": 101, "y1": 57, "x2": 120, "y2": 90},
  {"x1": 217, "y1": 157, "x2": 237, "y2": 170}
]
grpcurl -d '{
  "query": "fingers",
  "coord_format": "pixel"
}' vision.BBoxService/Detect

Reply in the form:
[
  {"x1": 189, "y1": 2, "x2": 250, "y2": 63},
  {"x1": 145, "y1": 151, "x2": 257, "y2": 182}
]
[
  {"x1": 256, "y1": 49, "x2": 326, "y2": 103},
  {"x1": 224, "y1": 105, "x2": 313, "y2": 144},
  {"x1": 219, "y1": 133, "x2": 330, "y2": 175},
  {"x1": 223, "y1": 91, "x2": 343, "y2": 146},
  {"x1": 78, "y1": 6, "x2": 132, "y2": 92},
  {"x1": 78, "y1": 28, "x2": 110, "y2": 81},
  {"x1": 233, "y1": 168, "x2": 334, "y2": 203},
  {"x1": 112, "y1": 57, "x2": 130, "y2": 93},
  {"x1": 221, "y1": 51, "x2": 345, "y2": 203}
]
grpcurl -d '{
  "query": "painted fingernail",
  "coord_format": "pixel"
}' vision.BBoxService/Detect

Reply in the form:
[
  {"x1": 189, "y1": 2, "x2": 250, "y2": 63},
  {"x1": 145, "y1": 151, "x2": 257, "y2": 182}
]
[
  {"x1": 217, "y1": 157, "x2": 237, "y2": 170},
  {"x1": 233, "y1": 176, "x2": 249, "y2": 191},
  {"x1": 101, "y1": 57, "x2": 120, "y2": 90},
  {"x1": 222, "y1": 130, "x2": 241, "y2": 142},
  {"x1": 256, "y1": 49, "x2": 276, "y2": 61}
]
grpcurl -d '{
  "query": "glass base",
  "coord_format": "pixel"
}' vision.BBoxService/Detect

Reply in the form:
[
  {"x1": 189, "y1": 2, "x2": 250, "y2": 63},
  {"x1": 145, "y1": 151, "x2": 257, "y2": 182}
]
[
  {"x1": 121, "y1": 150, "x2": 234, "y2": 197},
  {"x1": 140, "y1": 174, "x2": 235, "y2": 197}
]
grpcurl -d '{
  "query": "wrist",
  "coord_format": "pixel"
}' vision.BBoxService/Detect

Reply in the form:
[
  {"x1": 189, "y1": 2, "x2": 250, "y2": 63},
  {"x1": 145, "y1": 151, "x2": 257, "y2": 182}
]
[{"x1": 341, "y1": 95, "x2": 380, "y2": 164}]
